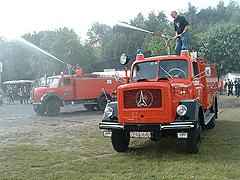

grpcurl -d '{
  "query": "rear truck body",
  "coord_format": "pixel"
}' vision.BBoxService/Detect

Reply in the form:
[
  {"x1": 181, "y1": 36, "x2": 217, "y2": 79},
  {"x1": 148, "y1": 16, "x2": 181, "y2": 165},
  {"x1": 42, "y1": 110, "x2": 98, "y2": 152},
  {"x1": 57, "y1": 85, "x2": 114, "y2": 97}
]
[
  {"x1": 99, "y1": 50, "x2": 219, "y2": 154},
  {"x1": 31, "y1": 73, "x2": 123, "y2": 116}
]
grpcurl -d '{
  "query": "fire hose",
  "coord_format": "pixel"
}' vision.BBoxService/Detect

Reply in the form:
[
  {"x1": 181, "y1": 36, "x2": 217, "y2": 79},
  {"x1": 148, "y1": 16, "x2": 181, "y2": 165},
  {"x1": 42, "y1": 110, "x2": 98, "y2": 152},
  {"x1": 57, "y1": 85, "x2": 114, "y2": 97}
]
[{"x1": 116, "y1": 22, "x2": 181, "y2": 55}]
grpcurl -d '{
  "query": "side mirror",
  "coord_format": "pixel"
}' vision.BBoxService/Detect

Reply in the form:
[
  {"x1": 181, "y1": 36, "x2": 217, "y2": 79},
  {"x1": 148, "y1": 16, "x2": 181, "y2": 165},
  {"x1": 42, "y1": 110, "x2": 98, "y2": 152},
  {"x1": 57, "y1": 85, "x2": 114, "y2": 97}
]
[
  {"x1": 115, "y1": 72, "x2": 120, "y2": 82},
  {"x1": 205, "y1": 67, "x2": 211, "y2": 77}
]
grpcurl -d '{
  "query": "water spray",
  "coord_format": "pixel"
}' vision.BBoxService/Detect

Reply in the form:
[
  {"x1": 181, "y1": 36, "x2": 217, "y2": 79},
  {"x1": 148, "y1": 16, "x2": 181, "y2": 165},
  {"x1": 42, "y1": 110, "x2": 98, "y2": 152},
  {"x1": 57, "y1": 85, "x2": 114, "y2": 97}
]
[
  {"x1": 18, "y1": 38, "x2": 76, "y2": 73},
  {"x1": 116, "y1": 22, "x2": 176, "y2": 55}
]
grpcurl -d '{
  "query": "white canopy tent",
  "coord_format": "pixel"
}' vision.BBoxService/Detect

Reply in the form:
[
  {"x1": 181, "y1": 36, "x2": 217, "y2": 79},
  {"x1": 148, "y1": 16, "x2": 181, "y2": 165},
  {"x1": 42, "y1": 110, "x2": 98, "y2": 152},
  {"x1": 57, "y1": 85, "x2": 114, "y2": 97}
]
[{"x1": 220, "y1": 73, "x2": 240, "y2": 81}]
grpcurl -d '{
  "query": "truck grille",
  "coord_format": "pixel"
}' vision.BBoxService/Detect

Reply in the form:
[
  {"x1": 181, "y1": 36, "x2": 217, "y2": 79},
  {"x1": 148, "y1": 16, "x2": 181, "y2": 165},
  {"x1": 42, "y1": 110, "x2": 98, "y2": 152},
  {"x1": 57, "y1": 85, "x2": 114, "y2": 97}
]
[{"x1": 123, "y1": 89, "x2": 162, "y2": 108}]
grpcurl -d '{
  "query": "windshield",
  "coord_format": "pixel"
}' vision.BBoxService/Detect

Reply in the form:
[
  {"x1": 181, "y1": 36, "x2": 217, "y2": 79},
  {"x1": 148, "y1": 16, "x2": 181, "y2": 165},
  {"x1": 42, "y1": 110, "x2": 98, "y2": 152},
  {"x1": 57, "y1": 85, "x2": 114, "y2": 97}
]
[
  {"x1": 132, "y1": 61, "x2": 158, "y2": 81},
  {"x1": 132, "y1": 60, "x2": 188, "y2": 81},
  {"x1": 47, "y1": 78, "x2": 60, "y2": 86},
  {"x1": 159, "y1": 60, "x2": 188, "y2": 79}
]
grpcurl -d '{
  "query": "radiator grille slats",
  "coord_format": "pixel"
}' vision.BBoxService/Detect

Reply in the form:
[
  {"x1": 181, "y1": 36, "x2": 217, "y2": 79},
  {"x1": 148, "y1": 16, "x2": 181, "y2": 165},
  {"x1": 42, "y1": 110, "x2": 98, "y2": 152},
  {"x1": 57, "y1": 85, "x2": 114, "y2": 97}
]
[{"x1": 123, "y1": 89, "x2": 162, "y2": 108}]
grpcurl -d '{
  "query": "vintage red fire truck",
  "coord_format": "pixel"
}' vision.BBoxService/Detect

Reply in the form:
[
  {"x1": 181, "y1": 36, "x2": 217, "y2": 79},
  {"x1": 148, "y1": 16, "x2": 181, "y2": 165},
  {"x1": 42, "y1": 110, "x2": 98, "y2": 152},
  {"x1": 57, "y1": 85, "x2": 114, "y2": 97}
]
[
  {"x1": 31, "y1": 73, "x2": 123, "y2": 116},
  {"x1": 99, "y1": 50, "x2": 219, "y2": 154}
]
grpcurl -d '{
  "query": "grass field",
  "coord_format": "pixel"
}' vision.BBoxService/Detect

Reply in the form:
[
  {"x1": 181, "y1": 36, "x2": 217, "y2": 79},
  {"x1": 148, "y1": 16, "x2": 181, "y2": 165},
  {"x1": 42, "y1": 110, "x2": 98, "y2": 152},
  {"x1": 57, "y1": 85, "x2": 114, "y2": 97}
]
[{"x1": 0, "y1": 96, "x2": 239, "y2": 179}]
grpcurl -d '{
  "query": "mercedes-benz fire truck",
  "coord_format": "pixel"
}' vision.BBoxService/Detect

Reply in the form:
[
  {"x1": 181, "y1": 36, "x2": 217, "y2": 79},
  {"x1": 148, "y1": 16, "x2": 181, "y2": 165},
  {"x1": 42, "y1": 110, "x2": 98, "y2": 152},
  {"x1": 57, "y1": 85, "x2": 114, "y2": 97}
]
[{"x1": 99, "y1": 50, "x2": 219, "y2": 154}]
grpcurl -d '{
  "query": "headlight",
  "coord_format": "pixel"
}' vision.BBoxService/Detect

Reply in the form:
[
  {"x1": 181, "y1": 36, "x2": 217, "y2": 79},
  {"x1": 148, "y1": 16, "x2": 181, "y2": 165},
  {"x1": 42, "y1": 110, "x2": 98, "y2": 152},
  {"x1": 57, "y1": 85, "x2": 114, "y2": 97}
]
[
  {"x1": 177, "y1": 105, "x2": 187, "y2": 116},
  {"x1": 120, "y1": 54, "x2": 130, "y2": 65},
  {"x1": 104, "y1": 106, "x2": 114, "y2": 117}
]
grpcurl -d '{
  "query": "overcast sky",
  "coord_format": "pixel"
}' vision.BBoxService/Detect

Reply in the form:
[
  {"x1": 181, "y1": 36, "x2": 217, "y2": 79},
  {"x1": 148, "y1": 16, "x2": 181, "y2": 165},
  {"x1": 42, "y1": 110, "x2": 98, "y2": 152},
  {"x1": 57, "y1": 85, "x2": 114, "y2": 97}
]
[{"x1": 0, "y1": 0, "x2": 238, "y2": 40}]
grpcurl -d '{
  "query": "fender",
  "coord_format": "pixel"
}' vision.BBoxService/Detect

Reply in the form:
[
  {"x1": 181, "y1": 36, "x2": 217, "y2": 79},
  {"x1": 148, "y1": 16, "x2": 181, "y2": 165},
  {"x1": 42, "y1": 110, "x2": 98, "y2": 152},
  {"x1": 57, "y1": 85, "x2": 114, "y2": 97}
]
[
  {"x1": 40, "y1": 93, "x2": 64, "y2": 106},
  {"x1": 175, "y1": 99, "x2": 202, "y2": 124},
  {"x1": 102, "y1": 102, "x2": 118, "y2": 122}
]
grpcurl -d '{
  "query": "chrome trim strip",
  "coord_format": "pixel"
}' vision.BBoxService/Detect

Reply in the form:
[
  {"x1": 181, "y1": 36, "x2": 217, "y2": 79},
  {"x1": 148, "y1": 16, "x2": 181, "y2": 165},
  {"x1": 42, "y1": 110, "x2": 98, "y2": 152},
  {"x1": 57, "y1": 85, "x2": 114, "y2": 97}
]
[
  {"x1": 99, "y1": 122, "x2": 124, "y2": 129},
  {"x1": 161, "y1": 124, "x2": 194, "y2": 129},
  {"x1": 169, "y1": 122, "x2": 194, "y2": 125}
]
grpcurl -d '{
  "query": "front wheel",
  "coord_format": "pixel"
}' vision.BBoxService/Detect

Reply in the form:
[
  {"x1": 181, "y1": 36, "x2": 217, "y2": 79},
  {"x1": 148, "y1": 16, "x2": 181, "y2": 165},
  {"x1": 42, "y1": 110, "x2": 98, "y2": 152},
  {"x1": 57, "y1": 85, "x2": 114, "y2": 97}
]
[
  {"x1": 97, "y1": 96, "x2": 108, "y2": 111},
  {"x1": 111, "y1": 129, "x2": 130, "y2": 152},
  {"x1": 45, "y1": 100, "x2": 60, "y2": 116},
  {"x1": 187, "y1": 124, "x2": 201, "y2": 154},
  {"x1": 33, "y1": 105, "x2": 45, "y2": 115}
]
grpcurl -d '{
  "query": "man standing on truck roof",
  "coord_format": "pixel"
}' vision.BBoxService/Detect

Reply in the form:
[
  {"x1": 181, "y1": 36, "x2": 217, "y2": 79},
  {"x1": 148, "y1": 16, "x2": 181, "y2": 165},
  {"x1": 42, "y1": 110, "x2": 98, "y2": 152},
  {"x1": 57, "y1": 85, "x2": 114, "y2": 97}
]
[{"x1": 171, "y1": 11, "x2": 190, "y2": 55}]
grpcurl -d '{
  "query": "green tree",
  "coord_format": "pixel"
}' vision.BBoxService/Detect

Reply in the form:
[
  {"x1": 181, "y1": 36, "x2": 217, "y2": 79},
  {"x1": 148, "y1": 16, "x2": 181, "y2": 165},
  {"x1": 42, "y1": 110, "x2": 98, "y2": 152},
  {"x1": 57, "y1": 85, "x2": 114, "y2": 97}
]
[
  {"x1": 0, "y1": 39, "x2": 33, "y2": 81},
  {"x1": 198, "y1": 23, "x2": 240, "y2": 76},
  {"x1": 23, "y1": 27, "x2": 94, "y2": 77},
  {"x1": 86, "y1": 22, "x2": 112, "y2": 45}
]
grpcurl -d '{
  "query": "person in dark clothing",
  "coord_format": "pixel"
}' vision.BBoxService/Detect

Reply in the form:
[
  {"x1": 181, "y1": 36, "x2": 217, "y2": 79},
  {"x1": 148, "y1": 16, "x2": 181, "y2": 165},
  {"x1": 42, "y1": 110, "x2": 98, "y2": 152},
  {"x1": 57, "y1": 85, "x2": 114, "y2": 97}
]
[
  {"x1": 171, "y1": 11, "x2": 190, "y2": 55},
  {"x1": 18, "y1": 87, "x2": 24, "y2": 104},
  {"x1": 5, "y1": 85, "x2": 11, "y2": 105},
  {"x1": 9, "y1": 86, "x2": 14, "y2": 104},
  {"x1": 235, "y1": 78, "x2": 240, "y2": 97},
  {"x1": 13, "y1": 85, "x2": 18, "y2": 100},
  {"x1": 227, "y1": 79, "x2": 234, "y2": 96},
  {"x1": 23, "y1": 85, "x2": 30, "y2": 104}
]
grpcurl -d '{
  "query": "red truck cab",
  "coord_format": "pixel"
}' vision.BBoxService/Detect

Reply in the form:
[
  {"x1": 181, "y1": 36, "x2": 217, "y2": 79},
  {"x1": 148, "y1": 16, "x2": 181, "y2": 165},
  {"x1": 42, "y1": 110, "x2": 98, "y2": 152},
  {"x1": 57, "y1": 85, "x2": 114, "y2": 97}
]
[{"x1": 99, "y1": 50, "x2": 219, "y2": 154}]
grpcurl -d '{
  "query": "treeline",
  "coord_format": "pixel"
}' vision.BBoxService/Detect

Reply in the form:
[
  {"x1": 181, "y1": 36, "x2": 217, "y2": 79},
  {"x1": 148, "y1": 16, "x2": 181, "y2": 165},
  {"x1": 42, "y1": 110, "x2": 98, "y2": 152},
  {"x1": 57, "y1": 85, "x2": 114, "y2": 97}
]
[{"x1": 0, "y1": 1, "x2": 239, "y2": 82}]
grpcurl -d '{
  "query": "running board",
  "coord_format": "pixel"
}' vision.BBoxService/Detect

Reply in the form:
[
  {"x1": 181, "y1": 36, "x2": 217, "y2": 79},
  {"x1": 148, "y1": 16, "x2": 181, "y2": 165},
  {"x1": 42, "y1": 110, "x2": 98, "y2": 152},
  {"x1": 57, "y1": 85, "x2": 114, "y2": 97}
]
[{"x1": 205, "y1": 113, "x2": 215, "y2": 125}]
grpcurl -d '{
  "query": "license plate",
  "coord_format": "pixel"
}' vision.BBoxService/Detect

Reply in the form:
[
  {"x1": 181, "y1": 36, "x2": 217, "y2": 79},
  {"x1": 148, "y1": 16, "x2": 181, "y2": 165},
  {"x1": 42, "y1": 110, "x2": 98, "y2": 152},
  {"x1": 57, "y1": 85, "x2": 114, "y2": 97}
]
[
  {"x1": 130, "y1": 132, "x2": 151, "y2": 138},
  {"x1": 177, "y1": 132, "x2": 188, "y2": 138}
]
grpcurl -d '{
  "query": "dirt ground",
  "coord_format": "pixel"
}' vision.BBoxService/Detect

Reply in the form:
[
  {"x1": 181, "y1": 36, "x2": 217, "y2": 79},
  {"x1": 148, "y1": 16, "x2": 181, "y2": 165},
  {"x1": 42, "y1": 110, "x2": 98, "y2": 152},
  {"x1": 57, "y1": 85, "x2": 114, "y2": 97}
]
[
  {"x1": 0, "y1": 101, "x2": 102, "y2": 145},
  {"x1": 0, "y1": 94, "x2": 239, "y2": 147}
]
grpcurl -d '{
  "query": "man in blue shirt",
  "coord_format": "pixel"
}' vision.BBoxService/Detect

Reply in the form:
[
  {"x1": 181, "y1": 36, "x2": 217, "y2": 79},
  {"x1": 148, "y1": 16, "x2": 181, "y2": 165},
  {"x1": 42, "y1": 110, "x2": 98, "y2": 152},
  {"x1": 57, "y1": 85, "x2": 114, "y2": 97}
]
[{"x1": 171, "y1": 11, "x2": 190, "y2": 55}]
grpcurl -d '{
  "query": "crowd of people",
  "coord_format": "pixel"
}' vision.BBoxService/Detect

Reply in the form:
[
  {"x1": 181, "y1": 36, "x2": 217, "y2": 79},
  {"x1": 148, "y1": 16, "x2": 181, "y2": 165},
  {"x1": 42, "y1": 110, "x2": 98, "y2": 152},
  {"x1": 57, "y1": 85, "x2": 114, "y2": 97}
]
[
  {"x1": 218, "y1": 78, "x2": 240, "y2": 97},
  {"x1": 4, "y1": 84, "x2": 31, "y2": 105}
]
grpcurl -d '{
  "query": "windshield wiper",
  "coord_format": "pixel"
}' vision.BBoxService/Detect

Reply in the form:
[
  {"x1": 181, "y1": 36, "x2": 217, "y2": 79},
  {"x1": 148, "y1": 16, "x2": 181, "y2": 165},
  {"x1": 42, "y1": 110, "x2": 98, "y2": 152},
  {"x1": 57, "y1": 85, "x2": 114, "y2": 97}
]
[{"x1": 160, "y1": 66, "x2": 173, "y2": 79}]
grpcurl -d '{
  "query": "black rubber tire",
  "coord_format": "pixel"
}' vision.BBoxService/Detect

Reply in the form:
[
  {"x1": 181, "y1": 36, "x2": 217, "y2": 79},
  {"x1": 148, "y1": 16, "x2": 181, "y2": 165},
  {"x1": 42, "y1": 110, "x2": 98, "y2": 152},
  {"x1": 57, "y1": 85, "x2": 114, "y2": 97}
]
[
  {"x1": 45, "y1": 100, "x2": 60, "y2": 116},
  {"x1": 97, "y1": 96, "x2": 108, "y2": 111},
  {"x1": 111, "y1": 129, "x2": 130, "y2": 152},
  {"x1": 33, "y1": 105, "x2": 45, "y2": 115},
  {"x1": 187, "y1": 125, "x2": 201, "y2": 154},
  {"x1": 150, "y1": 137, "x2": 160, "y2": 141}
]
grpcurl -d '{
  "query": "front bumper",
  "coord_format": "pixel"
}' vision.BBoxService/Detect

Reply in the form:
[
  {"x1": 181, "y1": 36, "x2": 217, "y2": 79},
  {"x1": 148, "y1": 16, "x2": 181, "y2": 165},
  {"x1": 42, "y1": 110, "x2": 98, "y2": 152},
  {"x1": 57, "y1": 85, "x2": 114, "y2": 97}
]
[{"x1": 99, "y1": 122, "x2": 195, "y2": 131}]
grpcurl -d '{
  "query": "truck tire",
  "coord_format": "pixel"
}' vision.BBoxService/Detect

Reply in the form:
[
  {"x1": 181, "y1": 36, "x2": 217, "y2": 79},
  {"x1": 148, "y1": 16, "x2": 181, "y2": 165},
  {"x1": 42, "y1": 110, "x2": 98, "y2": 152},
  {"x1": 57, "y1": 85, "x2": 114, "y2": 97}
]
[
  {"x1": 33, "y1": 105, "x2": 45, "y2": 115},
  {"x1": 97, "y1": 96, "x2": 108, "y2": 111},
  {"x1": 111, "y1": 129, "x2": 130, "y2": 152},
  {"x1": 45, "y1": 100, "x2": 60, "y2": 116},
  {"x1": 187, "y1": 124, "x2": 201, "y2": 154}
]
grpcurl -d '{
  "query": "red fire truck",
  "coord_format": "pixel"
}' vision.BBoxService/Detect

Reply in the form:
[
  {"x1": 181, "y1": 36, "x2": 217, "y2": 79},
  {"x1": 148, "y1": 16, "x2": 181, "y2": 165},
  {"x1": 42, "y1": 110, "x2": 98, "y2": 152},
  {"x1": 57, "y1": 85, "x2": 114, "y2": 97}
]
[
  {"x1": 99, "y1": 50, "x2": 219, "y2": 154},
  {"x1": 31, "y1": 73, "x2": 123, "y2": 116}
]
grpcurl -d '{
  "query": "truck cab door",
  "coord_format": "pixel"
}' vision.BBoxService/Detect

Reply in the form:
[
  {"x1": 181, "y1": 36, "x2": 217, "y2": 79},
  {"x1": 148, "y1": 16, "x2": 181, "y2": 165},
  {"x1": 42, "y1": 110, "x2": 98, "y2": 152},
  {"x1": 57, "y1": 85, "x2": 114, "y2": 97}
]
[
  {"x1": 59, "y1": 78, "x2": 74, "y2": 100},
  {"x1": 191, "y1": 62, "x2": 202, "y2": 100}
]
